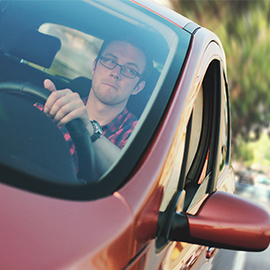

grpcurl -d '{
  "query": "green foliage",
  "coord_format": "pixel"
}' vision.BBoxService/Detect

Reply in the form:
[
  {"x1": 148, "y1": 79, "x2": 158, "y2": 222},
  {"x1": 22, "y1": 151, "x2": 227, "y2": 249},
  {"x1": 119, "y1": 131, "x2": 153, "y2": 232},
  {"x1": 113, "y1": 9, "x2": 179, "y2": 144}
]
[
  {"x1": 168, "y1": 0, "x2": 270, "y2": 161},
  {"x1": 234, "y1": 132, "x2": 270, "y2": 167},
  {"x1": 233, "y1": 136, "x2": 254, "y2": 166}
]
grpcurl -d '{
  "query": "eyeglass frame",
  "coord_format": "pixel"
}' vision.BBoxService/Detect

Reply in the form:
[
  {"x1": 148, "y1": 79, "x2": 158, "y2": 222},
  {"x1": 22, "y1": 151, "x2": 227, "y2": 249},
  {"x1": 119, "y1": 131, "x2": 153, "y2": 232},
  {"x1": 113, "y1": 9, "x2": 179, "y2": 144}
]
[{"x1": 98, "y1": 55, "x2": 144, "y2": 79}]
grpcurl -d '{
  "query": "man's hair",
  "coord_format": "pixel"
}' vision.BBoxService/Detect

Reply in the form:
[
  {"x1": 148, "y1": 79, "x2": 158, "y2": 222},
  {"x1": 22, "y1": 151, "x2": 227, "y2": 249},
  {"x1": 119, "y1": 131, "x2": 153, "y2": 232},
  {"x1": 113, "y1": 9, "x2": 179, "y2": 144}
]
[{"x1": 96, "y1": 37, "x2": 153, "y2": 81}]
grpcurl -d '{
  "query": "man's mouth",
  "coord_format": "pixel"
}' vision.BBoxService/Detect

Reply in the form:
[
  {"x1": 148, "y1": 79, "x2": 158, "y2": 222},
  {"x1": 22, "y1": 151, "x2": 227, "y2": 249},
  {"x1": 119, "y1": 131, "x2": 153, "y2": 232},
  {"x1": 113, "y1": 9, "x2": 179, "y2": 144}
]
[{"x1": 103, "y1": 82, "x2": 117, "y2": 90}]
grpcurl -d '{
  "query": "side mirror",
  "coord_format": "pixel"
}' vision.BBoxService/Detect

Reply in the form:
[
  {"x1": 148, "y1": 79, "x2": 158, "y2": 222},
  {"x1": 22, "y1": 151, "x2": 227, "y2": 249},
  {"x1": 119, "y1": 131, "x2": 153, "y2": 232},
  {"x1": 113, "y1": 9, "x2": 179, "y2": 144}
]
[{"x1": 157, "y1": 191, "x2": 270, "y2": 251}]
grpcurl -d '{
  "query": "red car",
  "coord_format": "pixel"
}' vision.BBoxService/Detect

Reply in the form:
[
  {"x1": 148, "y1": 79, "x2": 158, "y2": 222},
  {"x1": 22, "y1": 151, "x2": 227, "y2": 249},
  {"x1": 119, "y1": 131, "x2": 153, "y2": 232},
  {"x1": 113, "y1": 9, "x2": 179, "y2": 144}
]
[{"x1": 0, "y1": 0, "x2": 269, "y2": 269}]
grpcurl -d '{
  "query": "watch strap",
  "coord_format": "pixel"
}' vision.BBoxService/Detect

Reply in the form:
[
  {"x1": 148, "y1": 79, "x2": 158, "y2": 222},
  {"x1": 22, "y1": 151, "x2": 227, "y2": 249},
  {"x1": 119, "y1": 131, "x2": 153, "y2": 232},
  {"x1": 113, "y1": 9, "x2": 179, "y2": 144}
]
[{"x1": 91, "y1": 133, "x2": 101, "y2": 143}]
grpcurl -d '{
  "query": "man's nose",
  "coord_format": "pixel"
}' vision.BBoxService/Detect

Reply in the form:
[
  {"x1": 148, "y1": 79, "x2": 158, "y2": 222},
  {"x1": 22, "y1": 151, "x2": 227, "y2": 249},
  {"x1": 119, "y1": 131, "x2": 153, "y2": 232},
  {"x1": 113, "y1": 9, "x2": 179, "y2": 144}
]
[{"x1": 110, "y1": 65, "x2": 121, "y2": 79}]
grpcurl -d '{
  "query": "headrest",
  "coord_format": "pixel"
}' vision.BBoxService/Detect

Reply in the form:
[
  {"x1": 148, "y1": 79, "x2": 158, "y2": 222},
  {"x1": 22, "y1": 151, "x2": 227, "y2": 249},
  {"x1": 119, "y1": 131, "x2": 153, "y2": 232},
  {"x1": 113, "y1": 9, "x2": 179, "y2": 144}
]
[{"x1": 9, "y1": 29, "x2": 61, "y2": 68}]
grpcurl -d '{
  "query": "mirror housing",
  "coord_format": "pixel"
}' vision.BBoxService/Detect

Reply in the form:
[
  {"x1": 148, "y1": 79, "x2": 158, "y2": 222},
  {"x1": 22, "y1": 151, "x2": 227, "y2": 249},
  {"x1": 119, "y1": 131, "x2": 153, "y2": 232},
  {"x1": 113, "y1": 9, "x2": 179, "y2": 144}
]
[{"x1": 158, "y1": 191, "x2": 270, "y2": 251}]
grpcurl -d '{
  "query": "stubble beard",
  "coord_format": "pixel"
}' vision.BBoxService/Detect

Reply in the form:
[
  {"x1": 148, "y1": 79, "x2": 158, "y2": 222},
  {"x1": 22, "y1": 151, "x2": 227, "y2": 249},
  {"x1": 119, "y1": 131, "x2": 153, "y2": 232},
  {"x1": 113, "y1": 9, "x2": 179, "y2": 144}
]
[{"x1": 91, "y1": 82, "x2": 129, "y2": 107}]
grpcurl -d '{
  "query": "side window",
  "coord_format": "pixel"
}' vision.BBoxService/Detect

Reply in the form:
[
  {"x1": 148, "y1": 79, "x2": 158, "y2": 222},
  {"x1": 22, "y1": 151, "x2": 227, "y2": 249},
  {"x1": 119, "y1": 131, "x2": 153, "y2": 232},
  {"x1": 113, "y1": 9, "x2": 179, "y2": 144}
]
[
  {"x1": 161, "y1": 60, "x2": 222, "y2": 213},
  {"x1": 157, "y1": 59, "x2": 222, "y2": 251},
  {"x1": 218, "y1": 72, "x2": 230, "y2": 176},
  {"x1": 158, "y1": 83, "x2": 204, "y2": 213}
]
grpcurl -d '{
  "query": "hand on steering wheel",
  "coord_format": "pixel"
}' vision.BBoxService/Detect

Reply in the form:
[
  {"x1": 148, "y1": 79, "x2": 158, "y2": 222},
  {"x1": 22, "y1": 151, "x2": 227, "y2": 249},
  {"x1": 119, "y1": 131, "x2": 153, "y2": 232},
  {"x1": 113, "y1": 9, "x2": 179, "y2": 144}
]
[{"x1": 0, "y1": 81, "x2": 96, "y2": 183}]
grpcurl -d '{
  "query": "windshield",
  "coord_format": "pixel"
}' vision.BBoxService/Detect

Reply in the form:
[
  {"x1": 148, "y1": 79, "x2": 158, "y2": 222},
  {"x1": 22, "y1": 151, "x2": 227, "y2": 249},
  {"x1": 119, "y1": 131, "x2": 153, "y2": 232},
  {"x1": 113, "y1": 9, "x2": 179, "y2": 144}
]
[{"x1": 0, "y1": 0, "x2": 191, "y2": 199}]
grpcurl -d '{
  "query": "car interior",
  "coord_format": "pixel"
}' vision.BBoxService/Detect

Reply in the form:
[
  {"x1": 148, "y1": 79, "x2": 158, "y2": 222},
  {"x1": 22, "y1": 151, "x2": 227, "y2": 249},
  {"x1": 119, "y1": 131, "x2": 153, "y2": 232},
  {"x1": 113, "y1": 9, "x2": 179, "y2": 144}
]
[
  {"x1": 0, "y1": 28, "x2": 161, "y2": 118},
  {"x1": 0, "y1": 0, "x2": 191, "y2": 199}
]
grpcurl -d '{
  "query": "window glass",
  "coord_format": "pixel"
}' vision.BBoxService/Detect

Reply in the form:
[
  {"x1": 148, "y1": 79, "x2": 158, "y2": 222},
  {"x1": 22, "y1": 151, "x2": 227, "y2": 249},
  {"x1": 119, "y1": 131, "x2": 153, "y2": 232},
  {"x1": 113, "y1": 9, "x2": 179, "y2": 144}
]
[
  {"x1": 218, "y1": 72, "x2": 229, "y2": 174},
  {"x1": 185, "y1": 87, "x2": 203, "y2": 175},
  {"x1": 182, "y1": 60, "x2": 222, "y2": 210},
  {"x1": 159, "y1": 85, "x2": 204, "y2": 212},
  {"x1": 0, "y1": 0, "x2": 191, "y2": 198}
]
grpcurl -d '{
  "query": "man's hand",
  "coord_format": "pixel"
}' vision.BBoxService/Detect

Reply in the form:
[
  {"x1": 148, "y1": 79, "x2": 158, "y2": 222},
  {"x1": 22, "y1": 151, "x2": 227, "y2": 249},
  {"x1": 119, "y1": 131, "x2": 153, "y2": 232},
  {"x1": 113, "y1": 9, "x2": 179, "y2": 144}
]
[
  {"x1": 43, "y1": 79, "x2": 91, "y2": 131},
  {"x1": 43, "y1": 79, "x2": 120, "y2": 176}
]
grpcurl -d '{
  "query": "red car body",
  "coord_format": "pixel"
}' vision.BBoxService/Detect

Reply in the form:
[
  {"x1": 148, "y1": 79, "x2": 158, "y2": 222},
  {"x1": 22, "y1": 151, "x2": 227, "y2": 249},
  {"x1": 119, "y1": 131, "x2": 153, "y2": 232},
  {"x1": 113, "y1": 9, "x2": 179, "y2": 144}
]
[{"x1": 0, "y1": 0, "x2": 269, "y2": 269}]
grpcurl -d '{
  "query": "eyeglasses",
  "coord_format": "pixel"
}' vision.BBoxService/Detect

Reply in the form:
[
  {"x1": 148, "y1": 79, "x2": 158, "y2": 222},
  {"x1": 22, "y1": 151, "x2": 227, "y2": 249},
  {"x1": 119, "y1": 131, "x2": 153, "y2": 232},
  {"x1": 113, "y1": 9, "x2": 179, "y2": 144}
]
[{"x1": 99, "y1": 56, "x2": 143, "y2": 79}]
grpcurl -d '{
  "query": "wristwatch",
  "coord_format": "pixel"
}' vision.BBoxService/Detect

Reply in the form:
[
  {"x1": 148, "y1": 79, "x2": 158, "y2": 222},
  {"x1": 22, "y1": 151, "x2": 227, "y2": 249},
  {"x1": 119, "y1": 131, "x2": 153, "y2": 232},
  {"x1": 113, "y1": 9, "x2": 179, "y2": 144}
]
[{"x1": 90, "y1": 120, "x2": 103, "y2": 143}]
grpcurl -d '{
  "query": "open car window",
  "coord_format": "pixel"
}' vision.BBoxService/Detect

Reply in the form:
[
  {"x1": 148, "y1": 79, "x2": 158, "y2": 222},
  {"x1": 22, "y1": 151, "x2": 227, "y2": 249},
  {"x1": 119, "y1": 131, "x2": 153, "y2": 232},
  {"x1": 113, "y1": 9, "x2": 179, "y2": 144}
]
[
  {"x1": 0, "y1": 0, "x2": 191, "y2": 200},
  {"x1": 159, "y1": 59, "x2": 226, "y2": 214}
]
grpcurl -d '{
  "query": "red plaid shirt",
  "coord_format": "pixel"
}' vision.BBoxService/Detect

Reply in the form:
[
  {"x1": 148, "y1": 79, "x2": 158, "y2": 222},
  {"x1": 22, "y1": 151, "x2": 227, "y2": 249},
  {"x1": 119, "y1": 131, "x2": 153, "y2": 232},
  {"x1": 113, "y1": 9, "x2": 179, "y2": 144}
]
[{"x1": 34, "y1": 101, "x2": 137, "y2": 170}]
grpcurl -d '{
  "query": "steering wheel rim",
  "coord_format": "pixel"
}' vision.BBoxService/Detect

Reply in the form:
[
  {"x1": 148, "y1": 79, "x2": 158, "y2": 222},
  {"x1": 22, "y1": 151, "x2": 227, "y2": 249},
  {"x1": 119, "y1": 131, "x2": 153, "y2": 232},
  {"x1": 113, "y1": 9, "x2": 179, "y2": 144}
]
[{"x1": 0, "y1": 81, "x2": 96, "y2": 183}]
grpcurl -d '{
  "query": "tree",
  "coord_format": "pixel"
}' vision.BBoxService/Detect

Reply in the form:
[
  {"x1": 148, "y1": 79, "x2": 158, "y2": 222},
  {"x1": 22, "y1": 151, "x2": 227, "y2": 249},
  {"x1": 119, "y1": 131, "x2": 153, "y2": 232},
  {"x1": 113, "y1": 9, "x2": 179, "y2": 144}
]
[{"x1": 167, "y1": 0, "x2": 270, "y2": 148}]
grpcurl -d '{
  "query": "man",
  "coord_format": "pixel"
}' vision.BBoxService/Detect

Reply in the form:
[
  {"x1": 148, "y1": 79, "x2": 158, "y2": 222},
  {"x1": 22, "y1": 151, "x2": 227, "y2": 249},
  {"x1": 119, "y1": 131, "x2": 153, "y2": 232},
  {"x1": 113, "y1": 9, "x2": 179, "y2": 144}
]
[{"x1": 42, "y1": 38, "x2": 152, "y2": 176}]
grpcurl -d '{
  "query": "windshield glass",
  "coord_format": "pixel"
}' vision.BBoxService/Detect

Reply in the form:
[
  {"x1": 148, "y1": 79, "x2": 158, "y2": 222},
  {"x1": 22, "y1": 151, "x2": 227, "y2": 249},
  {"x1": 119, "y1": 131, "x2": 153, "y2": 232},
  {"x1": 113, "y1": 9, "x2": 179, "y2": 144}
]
[{"x1": 0, "y1": 0, "x2": 191, "y2": 199}]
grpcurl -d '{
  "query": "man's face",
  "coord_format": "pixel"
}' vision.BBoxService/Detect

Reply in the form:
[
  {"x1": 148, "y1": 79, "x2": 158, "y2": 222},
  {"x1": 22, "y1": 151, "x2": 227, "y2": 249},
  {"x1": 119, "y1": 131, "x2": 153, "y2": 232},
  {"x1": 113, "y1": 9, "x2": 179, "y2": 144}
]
[{"x1": 91, "y1": 41, "x2": 146, "y2": 106}]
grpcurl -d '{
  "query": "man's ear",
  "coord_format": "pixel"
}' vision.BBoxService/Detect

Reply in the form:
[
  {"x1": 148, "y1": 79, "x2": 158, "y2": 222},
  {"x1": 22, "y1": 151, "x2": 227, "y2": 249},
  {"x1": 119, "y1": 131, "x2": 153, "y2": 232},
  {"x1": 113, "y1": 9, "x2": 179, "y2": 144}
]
[{"x1": 132, "y1": 80, "x2": 145, "y2": 95}]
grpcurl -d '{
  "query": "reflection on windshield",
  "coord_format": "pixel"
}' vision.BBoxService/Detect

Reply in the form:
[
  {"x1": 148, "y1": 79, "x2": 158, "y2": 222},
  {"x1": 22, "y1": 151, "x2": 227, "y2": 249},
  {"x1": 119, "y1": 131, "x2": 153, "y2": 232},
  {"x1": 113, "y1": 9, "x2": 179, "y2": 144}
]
[{"x1": 39, "y1": 23, "x2": 102, "y2": 79}]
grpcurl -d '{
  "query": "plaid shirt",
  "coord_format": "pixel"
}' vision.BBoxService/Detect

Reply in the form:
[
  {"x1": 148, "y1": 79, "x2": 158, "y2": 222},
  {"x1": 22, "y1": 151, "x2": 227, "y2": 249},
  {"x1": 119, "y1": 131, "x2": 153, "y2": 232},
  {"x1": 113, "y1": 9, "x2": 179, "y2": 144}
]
[{"x1": 34, "y1": 101, "x2": 138, "y2": 170}]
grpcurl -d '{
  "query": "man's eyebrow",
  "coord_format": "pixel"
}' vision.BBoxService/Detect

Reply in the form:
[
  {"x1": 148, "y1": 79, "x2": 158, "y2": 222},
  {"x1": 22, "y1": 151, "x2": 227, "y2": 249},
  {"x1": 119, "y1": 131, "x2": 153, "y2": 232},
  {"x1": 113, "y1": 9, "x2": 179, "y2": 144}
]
[
  {"x1": 104, "y1": 53, "x2": 139, "y2": 70},
  {"x1": 104, "y1": 53, "x2": 117, "y2": 59}
]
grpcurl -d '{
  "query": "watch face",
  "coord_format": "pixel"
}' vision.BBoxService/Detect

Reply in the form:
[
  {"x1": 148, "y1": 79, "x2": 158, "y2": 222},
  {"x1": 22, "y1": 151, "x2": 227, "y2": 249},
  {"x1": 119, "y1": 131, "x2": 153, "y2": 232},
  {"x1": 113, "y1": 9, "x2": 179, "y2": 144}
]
[
  {"x1": 91, "y1": 120, "x2": 102, "y2": 135},
  {"x1": 90, "y1": 120, "x2": 102, "y2": 143},
  {"x1": 93, "y1": 120, "x2": 102, "y2": 134}
]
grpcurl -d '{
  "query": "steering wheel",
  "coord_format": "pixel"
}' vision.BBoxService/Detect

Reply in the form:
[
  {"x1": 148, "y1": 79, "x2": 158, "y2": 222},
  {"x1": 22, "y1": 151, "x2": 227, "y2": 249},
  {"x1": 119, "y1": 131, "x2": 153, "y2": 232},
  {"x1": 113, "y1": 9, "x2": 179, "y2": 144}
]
[{"x1": 0, "y1": 82, "x2": 96, "y2": 183}]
